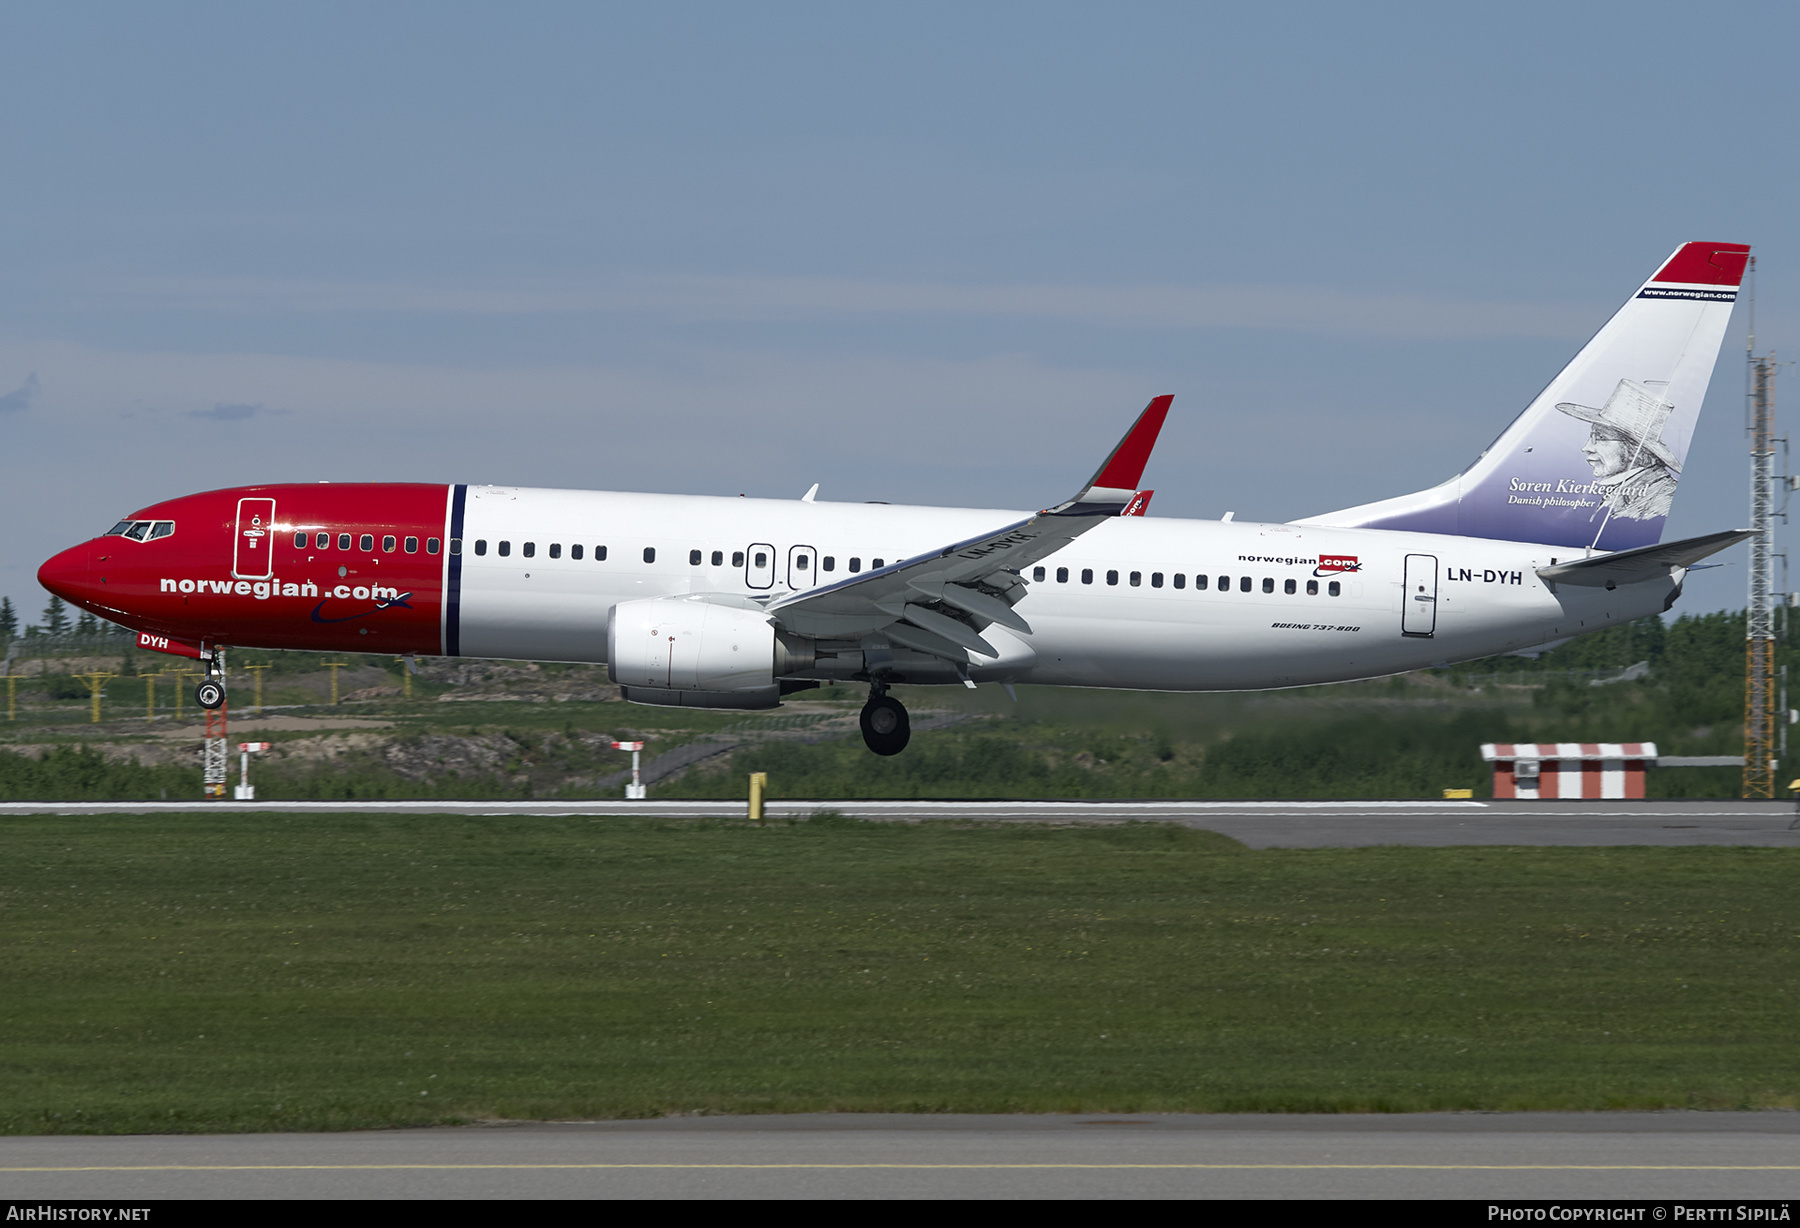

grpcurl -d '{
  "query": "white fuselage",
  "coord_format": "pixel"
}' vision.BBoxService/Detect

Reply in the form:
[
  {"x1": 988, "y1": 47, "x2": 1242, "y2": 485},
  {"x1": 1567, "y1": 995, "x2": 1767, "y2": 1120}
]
[{"x1": 453, "y1": 486, "x2": 1668, "y2": 691}]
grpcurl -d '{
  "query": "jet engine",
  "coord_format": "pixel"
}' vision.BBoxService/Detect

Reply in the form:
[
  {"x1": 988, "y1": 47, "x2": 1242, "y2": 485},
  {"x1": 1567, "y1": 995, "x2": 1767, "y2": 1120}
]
[{"x1": 606, "y1": 596, "x2": 814, "y2": 710}]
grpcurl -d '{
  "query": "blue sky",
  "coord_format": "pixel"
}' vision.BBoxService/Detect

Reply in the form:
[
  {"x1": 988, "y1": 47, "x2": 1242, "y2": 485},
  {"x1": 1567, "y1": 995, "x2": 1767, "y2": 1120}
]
[{"x1": 3, "y1": 2, "x2": 1796, "y2": 626}]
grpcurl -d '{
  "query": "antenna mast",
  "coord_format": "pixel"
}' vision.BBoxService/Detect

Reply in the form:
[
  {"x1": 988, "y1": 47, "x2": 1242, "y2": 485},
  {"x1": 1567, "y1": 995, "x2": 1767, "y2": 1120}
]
[{"x1": 1745, "y1": 255, "x2": 1778, "y2": 798}]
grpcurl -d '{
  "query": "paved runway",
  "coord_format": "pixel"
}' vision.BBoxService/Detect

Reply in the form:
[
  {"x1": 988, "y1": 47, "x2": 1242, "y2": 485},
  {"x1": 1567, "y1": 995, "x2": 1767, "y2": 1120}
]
[
  {"x1": 2, "y1": 1113, "x2": 1796, "y2": 1199},
  {"x1": 4, "y1": 798, "x2": 1798, "y2": 846}
]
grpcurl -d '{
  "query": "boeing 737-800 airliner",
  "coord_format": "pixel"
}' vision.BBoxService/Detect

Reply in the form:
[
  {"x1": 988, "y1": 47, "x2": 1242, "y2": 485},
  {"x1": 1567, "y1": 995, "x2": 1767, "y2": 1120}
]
[{"x1": 38, "y1": 242, "x2": 1752, "y2": 755}]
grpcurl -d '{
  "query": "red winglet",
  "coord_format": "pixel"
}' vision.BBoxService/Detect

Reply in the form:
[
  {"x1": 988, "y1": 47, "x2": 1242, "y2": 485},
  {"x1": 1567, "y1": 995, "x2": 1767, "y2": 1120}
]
[
  {"x1": 1650, "y1": 242, "x2": 1751, "y2": 286},
  {"x1": 1122, "y1": 490, "x2": 1154, "y2": 517},
  {"x1": 1089, "y1": 395, "x2": 1173, "y2": 491}
]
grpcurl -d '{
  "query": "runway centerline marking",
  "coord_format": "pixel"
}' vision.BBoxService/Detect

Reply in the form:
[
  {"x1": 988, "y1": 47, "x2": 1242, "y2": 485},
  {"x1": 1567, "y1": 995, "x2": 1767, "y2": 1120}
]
[{"x1": 10, "y1": 1163, "x2": 1800, "y2": 1172}]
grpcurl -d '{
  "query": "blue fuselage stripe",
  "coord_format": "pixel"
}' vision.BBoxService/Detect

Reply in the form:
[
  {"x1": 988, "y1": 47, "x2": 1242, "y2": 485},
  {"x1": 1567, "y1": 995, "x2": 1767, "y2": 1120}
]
[{"x1": 447, "y1": 484, "x2": 467, "y2": 656}]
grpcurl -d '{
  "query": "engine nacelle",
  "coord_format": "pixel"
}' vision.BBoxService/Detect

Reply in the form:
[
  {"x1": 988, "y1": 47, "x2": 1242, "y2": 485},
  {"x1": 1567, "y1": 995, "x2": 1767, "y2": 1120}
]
[{"x1": 607, "y1": 596, "x2": 813, "y2": 708}]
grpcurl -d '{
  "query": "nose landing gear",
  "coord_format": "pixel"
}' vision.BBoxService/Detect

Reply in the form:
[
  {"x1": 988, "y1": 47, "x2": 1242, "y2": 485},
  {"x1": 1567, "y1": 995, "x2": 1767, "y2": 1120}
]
[
  {"x1": 860, "y1": 688, "x2": 910, "y2": 756},
  {"x1": 196, "y1": 656, "x2": 226, "y2": 710}
]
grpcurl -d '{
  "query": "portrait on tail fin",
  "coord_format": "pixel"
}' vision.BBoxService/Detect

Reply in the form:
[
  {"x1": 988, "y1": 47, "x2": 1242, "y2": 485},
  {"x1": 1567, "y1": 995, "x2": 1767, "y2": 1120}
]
[{"x1": 1555, "y1": 379, "x2": 1681, "y2": 523}]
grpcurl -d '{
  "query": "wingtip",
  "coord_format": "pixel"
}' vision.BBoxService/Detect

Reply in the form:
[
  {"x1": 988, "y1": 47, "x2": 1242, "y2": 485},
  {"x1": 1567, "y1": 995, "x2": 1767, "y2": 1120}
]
[{"x1": 1090, "y1": 395, "x2": 1173, "y2": 492}]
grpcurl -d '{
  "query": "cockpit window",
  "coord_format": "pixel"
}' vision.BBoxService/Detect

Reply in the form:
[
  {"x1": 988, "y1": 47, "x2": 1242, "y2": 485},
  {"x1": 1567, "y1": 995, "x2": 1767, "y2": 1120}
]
[{"x1": 107, "y1": 519, "x2": 175, "y2": 541}]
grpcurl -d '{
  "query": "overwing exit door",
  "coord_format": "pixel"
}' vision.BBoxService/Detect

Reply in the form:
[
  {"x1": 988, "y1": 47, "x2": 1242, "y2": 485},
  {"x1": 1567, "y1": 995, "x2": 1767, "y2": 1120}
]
[
  {"x1": 1402, "y1": 553, "x2": 1438, "y2": 637},
  {"x1": 787, "y1": 544, "x2": 817, "y2": 590},
  {"x1": 234, "y1": 498, "x2": 276, "y2": 579},
  {"x1": 745, "y1": 543, "x2": 776, "y2": 590}
]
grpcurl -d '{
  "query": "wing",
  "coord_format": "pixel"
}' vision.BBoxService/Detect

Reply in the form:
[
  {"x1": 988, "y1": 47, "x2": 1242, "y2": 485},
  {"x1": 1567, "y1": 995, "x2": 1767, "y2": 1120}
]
[
  {"x1": 767, "y1": 396, "x2": 1172, "y2": 656},
  {"x1": 1535, "y1": 528, "x2": 1751, "y2": 587}
]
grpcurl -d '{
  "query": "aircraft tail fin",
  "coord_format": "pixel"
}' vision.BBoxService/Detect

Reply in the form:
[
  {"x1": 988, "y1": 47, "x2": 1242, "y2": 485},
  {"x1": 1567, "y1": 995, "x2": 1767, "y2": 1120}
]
[{"x1": 1296, "y1": 242, "x2": 1750, "y2": 552}]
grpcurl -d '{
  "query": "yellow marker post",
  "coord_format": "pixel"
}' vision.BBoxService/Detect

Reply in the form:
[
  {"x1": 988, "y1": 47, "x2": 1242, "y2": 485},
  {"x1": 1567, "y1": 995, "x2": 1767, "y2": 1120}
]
[
  {"x1": 244, "y1": 663, "x2": 272, "y2": 713},
  {"x1": 324, "y1": 662, "x2": 348, "y2": 705},
  {"x1": 145, "y1": 672, "x2": 155, "y2": 723},
  {"x1": 174, "y1": 669, "x2": 204, "y2": 720},
  {"x1": 76, "y1": 672, "x2": 117, "y2": 724},
  {"x1": 157, "y1": 668, "x2": 186, "y2": 721},
  {"x1": 748, "y1": 772, "x2": 768, "y2": 826}
]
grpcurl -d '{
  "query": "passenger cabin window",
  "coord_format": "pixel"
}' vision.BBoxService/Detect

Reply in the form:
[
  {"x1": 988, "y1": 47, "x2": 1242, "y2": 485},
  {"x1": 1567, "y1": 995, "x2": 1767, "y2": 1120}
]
[
  {"x1": 359, "y1": 534, "x2": 374, "y2": 552},
  {"x1": 1081, "y1": 568, "x2": 1094, "y2": 584},
  {"x1": 795, "y1": 555, "x2": 809, "y2": 571},
  {"x1": 643, "y1": 547, "x2": 656, "y2": 564},
  {"x1": 294, "y1": 531, "x2": 308, "y2": 547},
  {"x1": 848, "y1": 557, "x2": 861, "y2": 572},
  {"x1": 338, "y1": 534, "x2": 352, "y2": 550},
  {"x1": 1151, "y1": 572, "x2": 1163, "y2": 588},
  {"x1": 1173, "y1": 573, "x2": 1186, "y2": 589},
  {"x1": 713, "y1": 551, "x2": 724, "y2": 566},
  {"x1": 1033, "y1": 566, "x2": 1046, "y2": 581},
  {"x1": 732, "y1": 550, "x2": 744, "y2": 567},
  {"x1": 1240, "y1": 577, "x2": 1252, "y2": 593},
  {"x1": 822, "y1": 556, "x2": 835, "y2": 572},
  {"x1": 570, "y1": 544, "x2": 582, "y2": 560},
  {"x1": 1129, "y1": 571, "x2": 1141, "y2": 587},
  {"x1": 522, "y1": 542, "x2": 535, "y2": 558},
  {"x1": 405, "y1": 536, "x2": 418, "y2": 553},
  {"x1": 689, "y1": 549, "x2": 702, "y2": 565},
  {"x1": 596, "y1": 545, "x2": 607, "y2": 561},
  {"x1": 1194, "y1": 574, "x2": 1207, "y2": 590},
  {"x1": 1056, "y1": 567, "x2": 1069, "y2": 583},
  {"x1": 474, "y1": 540, "x2": 487, "y2": 555},
  {"x1": 872, "y1": 558, "x2": 884, "y2": 569},
  {"x1": 1329, "y1": 580, "x2": 1341, "y2": 596},
  {"x1": 1306, "y1": 579, "x2": 1318, "y2": 595},
  {"x1": 1262, "y1": 577, "x2": 1274, "y2": 593},
  {"x1": 752, "y1": 551, "x2": 766, "y2": 567},
  {"x1": 446, "y1": 538, "x2": 459, "y2": 555},
  {"x1": 383, "y1": 535, "x2": 397, "y2": 553},
  {"x1": 498, "y1": 541, "x2": 511, "y2": 557},
  {"x1": 1106, "y1": 570, "x2": 1119, "y2": 586},
  {"x1": 317, "y1": 532, "x2": 330, "y2": 548},
  {"x1": 1284, "y1": 578, "x2": 1296, "y2": 594},
  {"x1": 429, "y1": 538, "x2": 442, "y2": 555},
  {"x1": 548, "y1": 543, "x2": 560, "y2": 559}
]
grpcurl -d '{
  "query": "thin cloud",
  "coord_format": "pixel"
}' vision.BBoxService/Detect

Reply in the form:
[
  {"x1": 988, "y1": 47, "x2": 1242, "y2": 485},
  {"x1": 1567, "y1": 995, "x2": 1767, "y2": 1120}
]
[
  {"x1": 188, "y1": 402, "x2": 265, "y2": 421},
  {"x1": 0, "y1": 373, "x2": 40, "y2": 413},
  {"x1": 96, "y1": 274, "x2": 1598, "y2": 342}
]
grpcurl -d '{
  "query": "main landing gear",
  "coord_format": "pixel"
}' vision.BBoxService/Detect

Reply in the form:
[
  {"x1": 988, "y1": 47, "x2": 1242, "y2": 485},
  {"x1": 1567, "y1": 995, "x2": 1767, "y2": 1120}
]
[{"x1": 860, "y1": 687, "x2": 910, "y2": 756}]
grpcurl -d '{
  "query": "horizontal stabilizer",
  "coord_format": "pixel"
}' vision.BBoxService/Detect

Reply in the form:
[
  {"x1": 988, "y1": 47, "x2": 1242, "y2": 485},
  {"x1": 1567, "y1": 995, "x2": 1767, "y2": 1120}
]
[{"x1": 1536, "y1": 529, "x2": 1751, "y2": 587}]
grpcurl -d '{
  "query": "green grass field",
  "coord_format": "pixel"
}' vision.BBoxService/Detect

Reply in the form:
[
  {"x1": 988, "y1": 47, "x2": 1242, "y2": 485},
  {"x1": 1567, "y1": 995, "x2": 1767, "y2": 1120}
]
[{"x1": 3, "y1": 812, "x2": 1796, "y2": 1133}]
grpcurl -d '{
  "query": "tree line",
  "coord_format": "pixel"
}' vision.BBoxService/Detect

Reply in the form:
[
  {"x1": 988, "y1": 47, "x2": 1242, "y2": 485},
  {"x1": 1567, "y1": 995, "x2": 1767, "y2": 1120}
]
[{"x1": 1, "y1": 596, "x2": 128, "y2": 644}]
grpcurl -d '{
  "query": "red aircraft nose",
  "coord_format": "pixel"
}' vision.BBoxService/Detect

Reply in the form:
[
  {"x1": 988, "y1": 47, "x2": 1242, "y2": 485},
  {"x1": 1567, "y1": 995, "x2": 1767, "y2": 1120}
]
[{"x1": 38, "y1": 542, "x2": 93, "y2": 605}]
